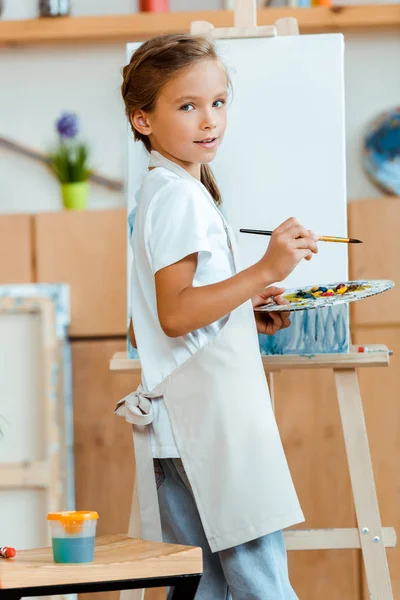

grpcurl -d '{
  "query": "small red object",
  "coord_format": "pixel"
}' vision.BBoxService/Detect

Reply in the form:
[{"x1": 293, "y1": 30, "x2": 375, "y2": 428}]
[
  {"x1": 358, "y1": 346, "x2": 365, "y2": 353},
  {"x1": 0, "y1": 546, "x2": 16, "y2": 558},
  {"x1": 139, "y1": 0, "x2": 169, "y2": 11}
]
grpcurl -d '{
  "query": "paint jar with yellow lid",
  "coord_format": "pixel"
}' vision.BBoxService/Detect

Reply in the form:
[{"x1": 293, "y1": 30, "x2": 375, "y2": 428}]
[{"x1": 47, "y1": 511, "x2": 99, "y2": 563}]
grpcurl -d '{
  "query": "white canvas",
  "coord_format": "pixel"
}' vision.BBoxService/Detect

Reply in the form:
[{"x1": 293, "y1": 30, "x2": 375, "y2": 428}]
[
  {"x1": 126, "y1": 34, "x2": 349, "y2": 355},
  {"x1": 213, "y1": 35, "x2": 348, "y2": 288}
]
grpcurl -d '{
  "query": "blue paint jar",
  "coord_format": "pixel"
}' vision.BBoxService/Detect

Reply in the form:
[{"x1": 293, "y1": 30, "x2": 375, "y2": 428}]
[{"x1": 47, "y1": 511, "x2": 99, "y2": 563}]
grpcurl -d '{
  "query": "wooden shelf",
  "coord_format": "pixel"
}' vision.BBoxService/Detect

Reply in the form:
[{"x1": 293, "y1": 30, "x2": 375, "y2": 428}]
[{"x1": 1, "y1": 5, "x2": 399, "y2": 47}]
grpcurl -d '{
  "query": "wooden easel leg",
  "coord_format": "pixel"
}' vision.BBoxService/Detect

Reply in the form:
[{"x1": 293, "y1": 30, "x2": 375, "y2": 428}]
[
  {"x1": 266, "y1": 372, "x2": 275, "y2": 411},
  {"x1": 334, "y1": 368, "x2": 393, "y2": 599},
  {"x1": 274, "y1": 17, "x2": 299, "y2": 36},
  {"x1": 234, "y1": 0, "x2": 256, "y2": 28},
  {"x1": 121, "y1": 432, "x2": 145, "y2": 600}
]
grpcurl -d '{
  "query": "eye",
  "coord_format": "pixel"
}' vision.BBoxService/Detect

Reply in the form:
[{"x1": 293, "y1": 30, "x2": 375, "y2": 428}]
[
  {"x1": 213, "y1": 99, "x2": 226, "y2": 108},
  {"x1": 180, "y1": 103, "x2": 195, "y2": 112}
]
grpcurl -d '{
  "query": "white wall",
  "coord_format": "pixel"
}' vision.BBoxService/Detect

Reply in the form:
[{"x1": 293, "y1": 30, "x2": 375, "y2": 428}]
[
  {"x1": 344, "y1": 30, "x2": 400, "y2": 198},
  {"x1": 0, "y1": 0, "x2": 399, "y2": 214}
]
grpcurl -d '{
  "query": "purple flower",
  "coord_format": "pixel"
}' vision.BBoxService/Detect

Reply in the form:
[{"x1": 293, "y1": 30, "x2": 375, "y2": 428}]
[{"x1": 56, "y1": 112, "x2": 79, "y2": 139}]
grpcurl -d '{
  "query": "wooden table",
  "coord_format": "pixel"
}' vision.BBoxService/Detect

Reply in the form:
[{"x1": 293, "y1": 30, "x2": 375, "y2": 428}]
[{"x1": 0, "y1": 535, "x2": 202, "y2": 600}]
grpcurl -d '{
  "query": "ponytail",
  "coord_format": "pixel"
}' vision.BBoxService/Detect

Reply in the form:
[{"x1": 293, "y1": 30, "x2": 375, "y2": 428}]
[{"x1": 201, "y1": 164, "x2": 222, "y2": 207}]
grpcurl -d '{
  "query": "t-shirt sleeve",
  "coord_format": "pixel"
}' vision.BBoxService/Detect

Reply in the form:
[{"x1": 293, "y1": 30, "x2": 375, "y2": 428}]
[{"x1": 147, "y1": 180, "x2": 212, "y2": 275}]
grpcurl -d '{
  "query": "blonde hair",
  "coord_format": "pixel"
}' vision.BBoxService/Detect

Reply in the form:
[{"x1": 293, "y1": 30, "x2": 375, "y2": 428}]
[{"x1": 121, "y1": 34, "x2": 230, "y2": 206}]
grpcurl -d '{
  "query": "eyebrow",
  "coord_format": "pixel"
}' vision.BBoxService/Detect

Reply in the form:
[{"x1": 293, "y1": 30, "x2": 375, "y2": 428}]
[{"x1": 174, "y1": 91, "x2": 228, "y2": 104}]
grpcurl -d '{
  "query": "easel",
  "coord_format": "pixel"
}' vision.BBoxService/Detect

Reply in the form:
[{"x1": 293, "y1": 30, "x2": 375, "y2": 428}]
[
  {"x1": 113, "y1": 1, "x2": 396, "y2": 598},
  {"x1": 111, "y1": 346, "x2": 396, "y2": 599}
]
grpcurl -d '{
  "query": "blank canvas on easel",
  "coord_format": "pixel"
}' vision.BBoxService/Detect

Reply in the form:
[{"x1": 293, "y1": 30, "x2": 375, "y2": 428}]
[{"x1": 127, "y1": 34, "x2": 348, "y2": 355}]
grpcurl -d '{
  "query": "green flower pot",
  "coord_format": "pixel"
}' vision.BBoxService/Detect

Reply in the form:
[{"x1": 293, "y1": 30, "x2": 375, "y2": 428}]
[{"x1": 61, "y1": 181, "x2": 89, "y2": 210}]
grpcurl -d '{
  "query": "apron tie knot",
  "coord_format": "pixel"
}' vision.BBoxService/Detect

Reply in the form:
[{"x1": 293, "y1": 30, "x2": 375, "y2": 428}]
[{"x1": 114, "y1": 384, "x2": 163, "y2": 426}]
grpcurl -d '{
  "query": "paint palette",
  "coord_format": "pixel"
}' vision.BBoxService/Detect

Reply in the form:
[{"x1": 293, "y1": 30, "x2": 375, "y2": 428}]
[{"x1": 254, "y1": 280, "x2": 394, "y2": 313}]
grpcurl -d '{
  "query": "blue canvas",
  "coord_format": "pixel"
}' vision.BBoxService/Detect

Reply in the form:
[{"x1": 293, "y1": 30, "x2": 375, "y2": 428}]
[{"x1": 259, "y1": 305, "x2": 349, "y2": 356}]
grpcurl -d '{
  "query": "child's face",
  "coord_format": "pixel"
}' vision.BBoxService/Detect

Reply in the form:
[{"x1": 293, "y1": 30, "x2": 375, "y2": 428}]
[{"x1": 137, "y1": 59, "x2": 228, "y2": 178}]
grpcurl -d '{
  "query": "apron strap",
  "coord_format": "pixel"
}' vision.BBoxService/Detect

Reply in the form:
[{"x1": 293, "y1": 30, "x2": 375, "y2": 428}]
[{"x1": 115, "y1": 385, "x2": 163, "y2": 543}]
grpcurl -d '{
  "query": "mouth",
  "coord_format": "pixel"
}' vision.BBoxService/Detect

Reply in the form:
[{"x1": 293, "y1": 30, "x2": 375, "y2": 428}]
[{"x1": 194, "y1": 137, "x2": 218, "y2": 148}]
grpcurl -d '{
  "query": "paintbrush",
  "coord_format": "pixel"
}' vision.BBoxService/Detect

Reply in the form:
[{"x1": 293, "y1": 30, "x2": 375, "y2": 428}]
[{"x1": 239, "y1": 229, "x2": 362, "y2": 244}]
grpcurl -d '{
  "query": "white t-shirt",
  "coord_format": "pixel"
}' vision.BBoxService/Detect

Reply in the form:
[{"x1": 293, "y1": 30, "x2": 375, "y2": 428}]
[{"x1": 130, "y1": 151, "x2": 236, "y2": 458}]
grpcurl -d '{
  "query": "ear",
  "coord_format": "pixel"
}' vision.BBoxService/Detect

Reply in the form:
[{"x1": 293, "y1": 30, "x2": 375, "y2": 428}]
[{"x1": 130, "y1": 110, "x2": 152, "y2": 136}]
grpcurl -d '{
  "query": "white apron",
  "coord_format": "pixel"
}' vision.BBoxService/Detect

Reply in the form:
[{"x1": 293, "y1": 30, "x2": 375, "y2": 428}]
[{"x1": 116, "y1": 152, "x2": 304, "y2": 556}]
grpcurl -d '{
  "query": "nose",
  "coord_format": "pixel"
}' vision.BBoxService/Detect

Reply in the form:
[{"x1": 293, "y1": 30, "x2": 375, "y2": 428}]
[{"x1": 200, "y1": 108, "x2": 217, "y2": 131}]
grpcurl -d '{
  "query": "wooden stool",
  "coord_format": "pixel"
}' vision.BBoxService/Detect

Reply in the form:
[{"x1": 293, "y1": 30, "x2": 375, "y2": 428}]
[{"x1": 0, "y1": 535, "x2": 202, "y2": 600}]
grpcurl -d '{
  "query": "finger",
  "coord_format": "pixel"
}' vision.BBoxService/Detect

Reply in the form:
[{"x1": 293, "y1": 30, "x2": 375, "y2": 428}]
[
  {"x1": 303, "y1": 250, "x2": 314, "y2": 261},
  {"x1": 269, "y1": 311, "x2": 282, "y2": 323},
  {"x1": 274, "y1": 294, "x2": 289, "y2": 306},
  {"x1": 258, "y1": 315, "x2": 272, "y2": 335},
  {"x1": 254, "y1": 288, "x2": 286, "y2": 308},
  {"x1": 286, "y1": 225, "x2": 315, "y2": 240},
  {"x1": 269, "y1": 312, "x2": 284, "y2": 330},
  {"x1": 281, "y1": 312, "x2": 291, "y2": 328},
  {"x1": 260, "y1": 286, "x2": 285, "y2": 298},
  {"x1": 294, "y1": 238, "x2": 319, "y2": 253},
  {"x1": 274, "y1": 217, "x2": 299, "y2": 235}
]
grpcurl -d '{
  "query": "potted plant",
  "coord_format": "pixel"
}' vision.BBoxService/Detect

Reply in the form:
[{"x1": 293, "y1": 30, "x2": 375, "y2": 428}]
[{"x1": 48, "y1": 112, "x2": 92, "y2": 210}]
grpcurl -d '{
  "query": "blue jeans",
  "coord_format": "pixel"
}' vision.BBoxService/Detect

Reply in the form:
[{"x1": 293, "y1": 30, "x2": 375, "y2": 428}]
[{"x1": 154, "y1": 458, "x2": 299, "y2": 600}]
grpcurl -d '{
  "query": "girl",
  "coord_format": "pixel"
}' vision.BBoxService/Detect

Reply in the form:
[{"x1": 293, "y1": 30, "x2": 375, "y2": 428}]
[{"x1": 119, "y1": 34, "x2": 318, "y2": 600}]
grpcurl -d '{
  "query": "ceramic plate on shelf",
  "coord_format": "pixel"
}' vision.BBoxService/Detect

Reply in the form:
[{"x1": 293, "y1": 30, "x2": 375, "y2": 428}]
[
  {"x1": 254, "y1": 280, "x2": 394, "y2": 313},
  {"x1": 362, "y1": 106, "x2": 400, "y2": 196}
]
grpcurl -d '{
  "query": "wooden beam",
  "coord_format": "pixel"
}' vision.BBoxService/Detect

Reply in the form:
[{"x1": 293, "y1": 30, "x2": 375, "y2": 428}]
[
  {"x1": 284, "y1": 527, "x2": 396, "y2": 550},
  {"x1": 109, "y1": 345, "x2": 391, "y2": 372},
  {"x1": 0, "y1": 136, "x2": 123, "y2": 192},
  {"x1": 0, "y1": 460, "x2": 49, "y2": 488}
]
